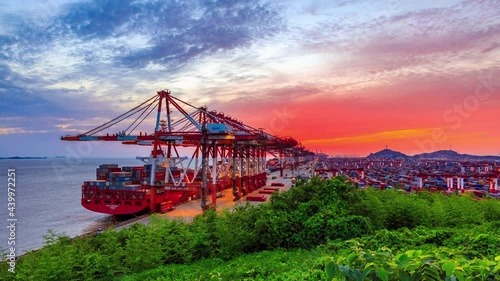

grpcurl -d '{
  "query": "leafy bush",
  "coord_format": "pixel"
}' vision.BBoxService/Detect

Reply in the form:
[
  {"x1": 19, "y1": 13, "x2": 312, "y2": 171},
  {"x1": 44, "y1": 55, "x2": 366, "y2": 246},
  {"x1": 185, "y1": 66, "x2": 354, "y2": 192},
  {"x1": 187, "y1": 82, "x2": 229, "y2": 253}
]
[
  {"x1": 352, "y1": 188, "x2": 500, "y2": 230},
  {"x1": 323, "y1": 246, "x2": 500, "y2": 281},
  {"x1": 3, "y1": 176, "x2": 500, "y2": 281},
  {"x1": 119, "y1": 249, "x2": 328, "y2": 281}
]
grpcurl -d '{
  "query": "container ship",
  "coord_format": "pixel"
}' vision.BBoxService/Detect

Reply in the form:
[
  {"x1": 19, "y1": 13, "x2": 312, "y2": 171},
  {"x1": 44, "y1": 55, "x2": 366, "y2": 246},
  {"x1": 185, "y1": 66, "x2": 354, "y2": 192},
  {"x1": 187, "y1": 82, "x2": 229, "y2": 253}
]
[
  {"x1": 82, "y1": 156, "x2": 287, "y2": 216},
  {"x1": 82, "y1": 160, "x2": 199, "y2": 216}
]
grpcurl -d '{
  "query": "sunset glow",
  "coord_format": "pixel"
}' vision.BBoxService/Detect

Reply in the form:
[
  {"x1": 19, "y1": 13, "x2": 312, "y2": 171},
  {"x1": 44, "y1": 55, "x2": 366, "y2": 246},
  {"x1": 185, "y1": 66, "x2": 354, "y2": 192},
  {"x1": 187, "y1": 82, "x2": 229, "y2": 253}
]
[{"x1": 0, "y1": 0, "x2": 499, "y2": 157}]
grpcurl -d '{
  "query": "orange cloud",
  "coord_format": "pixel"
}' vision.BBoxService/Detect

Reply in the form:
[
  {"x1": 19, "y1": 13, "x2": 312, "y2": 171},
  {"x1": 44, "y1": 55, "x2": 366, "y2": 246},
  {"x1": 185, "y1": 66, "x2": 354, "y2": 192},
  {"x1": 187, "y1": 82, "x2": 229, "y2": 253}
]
[{"x1": 302, "y1": 128, "x2": 442, "y2": 145}]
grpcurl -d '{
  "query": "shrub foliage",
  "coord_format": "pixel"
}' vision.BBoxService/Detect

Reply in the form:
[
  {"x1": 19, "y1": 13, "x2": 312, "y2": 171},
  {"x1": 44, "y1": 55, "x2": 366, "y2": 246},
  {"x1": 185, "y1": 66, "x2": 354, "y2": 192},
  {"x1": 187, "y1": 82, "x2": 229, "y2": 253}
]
[{"x1": 1, "y1": 177, "x2": 499, "y2": 280}]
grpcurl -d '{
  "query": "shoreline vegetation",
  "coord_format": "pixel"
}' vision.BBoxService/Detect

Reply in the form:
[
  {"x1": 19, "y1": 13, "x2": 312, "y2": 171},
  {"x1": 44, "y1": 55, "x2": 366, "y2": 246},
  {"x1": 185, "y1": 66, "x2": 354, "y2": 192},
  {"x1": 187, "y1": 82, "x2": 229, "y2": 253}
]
[{"x1": 2, "y1": 177, "x2": 499, "y2": 280}]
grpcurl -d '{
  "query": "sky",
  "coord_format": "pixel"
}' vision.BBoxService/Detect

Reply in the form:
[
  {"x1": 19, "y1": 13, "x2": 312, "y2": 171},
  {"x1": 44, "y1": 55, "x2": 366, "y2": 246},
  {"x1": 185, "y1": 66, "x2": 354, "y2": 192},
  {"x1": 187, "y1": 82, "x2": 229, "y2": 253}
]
[{"x1": 0, "y1": 0, "x2": 499, "y2": 157}]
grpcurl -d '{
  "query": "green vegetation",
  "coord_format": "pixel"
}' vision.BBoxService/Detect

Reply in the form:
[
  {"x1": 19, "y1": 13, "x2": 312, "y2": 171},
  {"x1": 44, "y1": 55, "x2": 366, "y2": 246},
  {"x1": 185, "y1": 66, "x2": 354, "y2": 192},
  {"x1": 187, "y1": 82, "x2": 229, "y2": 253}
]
[
  {"x1": 119, "y1": 249, "x2": 328, "y2": 281},
  {"x1": 324, "y1": 247, "x2": 499, "y2": 281},
  {"x1": 2, "y1": 177, "x2": 500, "y2": 280}
]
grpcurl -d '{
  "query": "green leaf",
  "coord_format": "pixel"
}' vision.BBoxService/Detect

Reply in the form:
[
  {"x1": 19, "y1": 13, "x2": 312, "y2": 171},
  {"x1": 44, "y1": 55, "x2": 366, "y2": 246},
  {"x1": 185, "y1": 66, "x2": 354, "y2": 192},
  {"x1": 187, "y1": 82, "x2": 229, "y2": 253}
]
[
  {"x1": 352, "y1": 270, "x2": 363, "y2": 281},
  {"x1": 495, "y1": 256, "x2": 500, "y2": 261},
  {"x1": 377, "y1": 268, "x2": 389, "y2": 281},
  {"x1": 399, "y1": 271, "x2": 412, "y2": 281},
  {"x1": 442, "y1": 261, "x2": 456, "y2": 276},
  {"x1": 361, "y1": 267, "x2": 373, "y2": 280},
  {"x1": 364, "y1": 262, "x2": 377, "y2": 270},
  {"x1": 339, "y1": 264, "x2": 351, "y2": 275},
  {"x1": 454, "y1": 271, "x2": 465, "y2": 281},
  {"x1": 396, "y1": 254, "x2": 409, "y2": 262},
  {"x1": 386, "y1": 262, "x2": 398, "y2": 269},
  {"x1": 325, "y1": 261, "x2": 337, "y2": 279},
  {"x1": 346, "y1": 252, "x2": 358, "y2": 263},
  {"x1": 405, "y1": 250, "x2": 416, "y2": 257},
  {"x1": 405, "y1": 263, "x2": 421, "y2": 272},
  {"x1": 422, "y1": 265, "x2": 441, "y2": 281},
  {"x1": 379, "y1": 251, "x2": 391, "y2": 258}
]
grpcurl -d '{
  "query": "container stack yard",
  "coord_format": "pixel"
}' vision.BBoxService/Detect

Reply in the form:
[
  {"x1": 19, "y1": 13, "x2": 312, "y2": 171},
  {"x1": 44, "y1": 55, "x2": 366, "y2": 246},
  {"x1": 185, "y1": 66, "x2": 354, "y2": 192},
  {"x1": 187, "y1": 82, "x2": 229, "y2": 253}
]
[
  {"x1": 63, "y1": 90, "x2": 499, "y2": 220},
  {"x1": 313, "y1": 157, "x2": 499, "y2": 198}
]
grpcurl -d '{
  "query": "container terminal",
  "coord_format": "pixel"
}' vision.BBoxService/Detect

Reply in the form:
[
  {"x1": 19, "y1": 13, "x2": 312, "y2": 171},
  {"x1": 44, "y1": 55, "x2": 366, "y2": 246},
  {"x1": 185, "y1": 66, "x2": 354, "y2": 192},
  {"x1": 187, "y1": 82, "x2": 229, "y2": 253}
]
[
  {"x1": 313, "y1": 158, "x2": 499, "y2": 198},
  {"x1": 61, "y1": 90, "x2": 499, "y2": 221},
  {"x1": 61, "y1": 89, "x2": 315, "y2": 219}
]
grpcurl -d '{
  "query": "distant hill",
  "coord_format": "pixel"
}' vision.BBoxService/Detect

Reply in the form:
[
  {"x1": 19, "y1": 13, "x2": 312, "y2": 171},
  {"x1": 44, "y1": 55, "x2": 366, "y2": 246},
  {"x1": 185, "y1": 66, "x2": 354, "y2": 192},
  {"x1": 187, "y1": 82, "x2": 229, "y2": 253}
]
[
  {"x1": 0, "y1": 156, "x2": 47, "y2": 160},
  {"x1": 414, "y1": 150, "x2": 500, "y2": 161},
  {"x1": 413, "y1": 150, "x2": 462, "y2": 159},
  {"x1": 367, "y1": 149, "x2": 500, "y2": 161},
  {"x1": 367, "y1": 149, "x2": 409, "y2": 159}
]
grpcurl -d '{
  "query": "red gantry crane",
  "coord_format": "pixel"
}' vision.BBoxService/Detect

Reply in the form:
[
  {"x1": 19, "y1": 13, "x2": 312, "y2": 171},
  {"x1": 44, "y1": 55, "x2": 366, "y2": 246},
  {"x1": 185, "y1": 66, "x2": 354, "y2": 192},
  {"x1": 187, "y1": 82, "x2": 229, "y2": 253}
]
[{"x1": 61, "y1": 90, "x2": 313, "y2": 216}]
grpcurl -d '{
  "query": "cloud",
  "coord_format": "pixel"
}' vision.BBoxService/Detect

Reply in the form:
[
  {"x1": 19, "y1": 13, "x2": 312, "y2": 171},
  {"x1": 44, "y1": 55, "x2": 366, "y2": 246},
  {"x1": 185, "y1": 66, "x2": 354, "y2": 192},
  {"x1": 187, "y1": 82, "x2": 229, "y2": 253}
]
[
  {"x1": 116, "y1": 1, "x2": 283, "y2": 69},
  {"x1": 302, "y1": 128, "x2": 442, "y2": 145},
  {"x1": 0, "y1": 127, "x2": 50, "y2": 135},
  {"x1": 289, "y1": 0, "x2": 500, "y2": 93},
  {"x1": 0, "y1": 0, "x2": 285, "y2": 136},
  {"x1": 0, "y1": 0, "x2": 285, "y2": 82},
  {"x1": 0, "y1": 62, "x2": 95, "y2": 118},
  {"x1": 5, "y1": 0, "x2": 284, "y2": 70},
  {"x1": 1, "y1": 0, "x2": 499, "y2": 156}
]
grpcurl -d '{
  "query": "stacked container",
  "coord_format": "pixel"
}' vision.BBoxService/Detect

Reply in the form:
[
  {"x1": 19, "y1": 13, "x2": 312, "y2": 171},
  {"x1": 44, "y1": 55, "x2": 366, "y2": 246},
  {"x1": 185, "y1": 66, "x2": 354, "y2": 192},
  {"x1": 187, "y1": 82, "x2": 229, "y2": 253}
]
[
  {"x1": 96, "y1": 164, "x2": 121, "y2": 180},
  {"x1": 109, "y1": 172, "x2": 132, "y2": 189},
  {"x1": 122, "y1": 184, "x2": 142, "y2": 191},
  {"x1": 142, "y1": 164, "x2": 166, "y2": 186},
  {"x1": 83, "y1": 180, "x2": 107, "y2": 190},
  {"x1": 122, "y1": 166, "x2": 145, "y2": 184}
]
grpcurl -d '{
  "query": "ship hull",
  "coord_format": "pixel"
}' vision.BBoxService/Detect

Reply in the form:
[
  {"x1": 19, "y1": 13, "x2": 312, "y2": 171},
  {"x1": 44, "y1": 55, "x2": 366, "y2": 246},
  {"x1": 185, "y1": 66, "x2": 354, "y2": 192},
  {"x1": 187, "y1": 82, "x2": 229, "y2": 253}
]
[
  {"x1": 81, "y1": 163, "x2": 267, "y2": 216},
  {"x1": 81, "y1": 186, "x2": 200, "y2": 215},
  {"x1": 82, "y1": 188, "x2": 153, "y2": 215}
]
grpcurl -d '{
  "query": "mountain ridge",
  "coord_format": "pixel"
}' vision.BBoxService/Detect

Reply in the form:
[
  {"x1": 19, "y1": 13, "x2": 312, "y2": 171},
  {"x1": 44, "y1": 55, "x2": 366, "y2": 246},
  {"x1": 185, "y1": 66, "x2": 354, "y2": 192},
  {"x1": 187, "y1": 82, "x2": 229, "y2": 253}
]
[
  {"x1": 367, "y1": 149, "x2": 500, "y2": 161},
  {"x1": 367, "y1": 149, "x2": 409, "y2": 159}
]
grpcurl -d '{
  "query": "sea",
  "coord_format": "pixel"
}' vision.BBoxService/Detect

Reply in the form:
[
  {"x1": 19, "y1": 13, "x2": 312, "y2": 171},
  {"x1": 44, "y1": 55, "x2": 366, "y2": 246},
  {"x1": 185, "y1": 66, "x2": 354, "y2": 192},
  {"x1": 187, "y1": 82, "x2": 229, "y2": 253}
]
[{"x1": 0, "y1": 158, "x2": 145, "y2": 254}]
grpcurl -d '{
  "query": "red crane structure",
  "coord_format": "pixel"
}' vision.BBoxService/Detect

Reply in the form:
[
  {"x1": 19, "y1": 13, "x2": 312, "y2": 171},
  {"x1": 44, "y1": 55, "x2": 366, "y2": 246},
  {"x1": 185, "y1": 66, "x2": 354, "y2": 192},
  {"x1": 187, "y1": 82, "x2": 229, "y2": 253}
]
[{"x1": 62, "y1": 90, "x2": 314, "y2": 216}]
